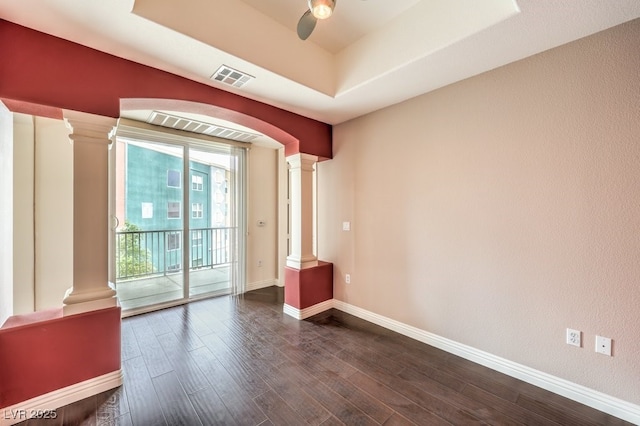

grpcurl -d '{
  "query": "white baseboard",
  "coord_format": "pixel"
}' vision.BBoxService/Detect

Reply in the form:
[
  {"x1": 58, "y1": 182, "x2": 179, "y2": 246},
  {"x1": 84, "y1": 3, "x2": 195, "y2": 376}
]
[
  {"x1": 0, "y1": 370, "x2": 123, "y2": 426},
  {"x1": 246, "y1": 279, "x2": 277, "y2": 292},
  {"x1": 281, "y1": 297, "x2": 640, "y2": 423},
  {"x1": 331, "y1": 300, "x2": 640, "y2": 425},
  {"x1": 283, "y1": 300, "x2": 334, "y2": 320}
]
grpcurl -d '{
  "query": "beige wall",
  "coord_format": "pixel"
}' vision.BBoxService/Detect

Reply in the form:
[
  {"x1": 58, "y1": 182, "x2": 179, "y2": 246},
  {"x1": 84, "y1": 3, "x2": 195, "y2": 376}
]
[
  {"x1": 247, "y1": 146, "x2": 279, "y2": 288},
  {"x1": 319, "y1": 20, "x2": 640, "y2": 405},
  {"x1": 12, "y1": 114, "x2": 36, "y2": 314},
  {"x1": 34, "y1": 117, "x2": 74, "y2": 310},
  {"x1": 11, "y1": 116, "x2": 74, "y2": 313}
]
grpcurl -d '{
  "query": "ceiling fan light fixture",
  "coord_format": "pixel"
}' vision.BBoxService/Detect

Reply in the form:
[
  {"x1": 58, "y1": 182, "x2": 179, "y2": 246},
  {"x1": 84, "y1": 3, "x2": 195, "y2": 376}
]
[{"x1": 308, "y1": 0, "x2": 334, "y2": 20}]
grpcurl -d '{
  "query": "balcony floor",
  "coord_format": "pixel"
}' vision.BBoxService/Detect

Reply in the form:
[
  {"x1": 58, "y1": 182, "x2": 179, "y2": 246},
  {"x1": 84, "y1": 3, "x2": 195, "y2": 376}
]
[{"x1": 116, "y1": 265, "x2": 231, "y2": 311}]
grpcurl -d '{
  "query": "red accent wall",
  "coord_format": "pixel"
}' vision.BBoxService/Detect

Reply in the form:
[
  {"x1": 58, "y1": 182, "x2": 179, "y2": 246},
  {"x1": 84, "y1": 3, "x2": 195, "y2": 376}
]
[
  {"x1": 0, "y1": 19, "x2": 332, "y2": 159},
  {"x1": 285, "y1": 262, "x2": 334, "y2": 309},
  {"x1": 0, "y1": 307, "x2": 121, "y2": 408}
]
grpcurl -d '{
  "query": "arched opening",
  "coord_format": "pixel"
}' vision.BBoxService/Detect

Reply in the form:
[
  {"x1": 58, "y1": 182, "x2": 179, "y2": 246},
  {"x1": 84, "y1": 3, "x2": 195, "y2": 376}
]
[{"x1": 111, "y1": 99, "x2": 291, "y2": 313}]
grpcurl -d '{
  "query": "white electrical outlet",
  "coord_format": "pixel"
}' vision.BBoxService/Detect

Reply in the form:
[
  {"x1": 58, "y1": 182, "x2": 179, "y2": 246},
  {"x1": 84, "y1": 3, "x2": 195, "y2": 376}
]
[
  {"x1": 345, "y1": 274, "x2": 351, "y2": 284},
  {"x1": 595, "y1": 335, "x2": 612, "y2": 356},
  {"x1": 566, "y1": 328, "x2": 581, "y2": 347}
]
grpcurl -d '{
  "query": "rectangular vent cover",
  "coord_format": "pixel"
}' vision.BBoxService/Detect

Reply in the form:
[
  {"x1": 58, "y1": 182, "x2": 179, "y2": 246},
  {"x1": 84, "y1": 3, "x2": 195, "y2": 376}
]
[
  {"x1": 211, "y1": 65, "x2": 254, "y2": 88},
  {"x1": 147, "y1": 111, "x2": 259, "y2": 142}
]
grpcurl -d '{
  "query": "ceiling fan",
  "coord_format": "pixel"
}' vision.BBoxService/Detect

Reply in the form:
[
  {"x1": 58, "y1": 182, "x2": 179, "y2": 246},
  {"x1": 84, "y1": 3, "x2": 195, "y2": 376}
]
[{"x1": 297, "y1": 0, "x2": 339, "y2": 40}]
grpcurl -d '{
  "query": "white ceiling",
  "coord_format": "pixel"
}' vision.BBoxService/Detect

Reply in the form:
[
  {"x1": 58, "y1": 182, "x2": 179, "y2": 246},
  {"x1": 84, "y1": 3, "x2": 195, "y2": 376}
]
[
  {"x1": 0, "y1": 0, "x2": 639, "y2": 129},
  {"x1": 238, "y1": 0, "x2": 422, "y2": 54}
]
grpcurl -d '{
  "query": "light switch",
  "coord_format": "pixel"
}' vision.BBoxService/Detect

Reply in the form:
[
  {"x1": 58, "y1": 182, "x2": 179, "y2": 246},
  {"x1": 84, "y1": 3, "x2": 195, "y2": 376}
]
[{"x1": 342, "y1": 221, "x2": 351, "y2": 231}]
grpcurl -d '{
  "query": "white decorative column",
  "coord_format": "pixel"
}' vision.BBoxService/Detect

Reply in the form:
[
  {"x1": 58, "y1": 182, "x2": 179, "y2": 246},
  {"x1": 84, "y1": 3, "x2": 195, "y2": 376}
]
[
  {"x1": 0, "y1": 101, "x2": 14, "y2": 324},
  {"x1": 62, "y1": 110, "x2": 118, "y2": 316},
  {"x1": 286, "y1": 153, "x2": 318, "y2": 270}
]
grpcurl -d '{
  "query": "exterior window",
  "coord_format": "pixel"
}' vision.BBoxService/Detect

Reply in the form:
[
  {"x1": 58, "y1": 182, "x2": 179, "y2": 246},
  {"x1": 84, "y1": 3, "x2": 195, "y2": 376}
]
[
  {"x1": 214, "y1": 190, "x2": 224, "y2": 204},
  {"x1": 192, "y1": 230, "x2": 203, "y2": 246},
  {"x1": 192, "y1": 230, "x2": 203, "y2": 268},
  {"x1": 192, "y1": 203, "x2": 203, "y2": 219},
  {"x1": 167, "y1": 263, "x2": 181, "y2": 272},
  {"x1": 192, "y1": 175, "x2": 203, "y2": 191},
  {"x1": 168, "y1": 202, "x2": 181, "y2": 219},
  {"x1": 141, "y1": 202, "x2": 153, "y2": 219},
  {"x1": 167, "y1": 232, "x2": 181, "y2": 251},
  {"x1": 167, "y1": 170, "x2": 181, "y2": 188}
]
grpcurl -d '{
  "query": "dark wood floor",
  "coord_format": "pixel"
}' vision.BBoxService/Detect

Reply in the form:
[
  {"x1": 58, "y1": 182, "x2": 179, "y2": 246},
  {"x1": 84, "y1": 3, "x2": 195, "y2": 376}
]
[{"x1": 20, "y1": 287, "x2": 631, "y2": 425}]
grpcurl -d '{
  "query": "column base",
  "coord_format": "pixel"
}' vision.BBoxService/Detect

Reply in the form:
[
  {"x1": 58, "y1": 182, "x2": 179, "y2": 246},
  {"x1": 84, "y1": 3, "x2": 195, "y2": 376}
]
[
  {"x1": 286, "y1": 255, "x2": 319, "y2": 270},
  {"x1": 63, "y1": 296, "x2": 118, "y2": 316},
  {"x1": 283, "y1": 300, "x2": 334, "y2": 320},
  {"x1": 284, "y1": 261, "x2": 333, "y2": 312},
  {"x1": 62, "y1": 282, "x2": 118, "y2": 316}
]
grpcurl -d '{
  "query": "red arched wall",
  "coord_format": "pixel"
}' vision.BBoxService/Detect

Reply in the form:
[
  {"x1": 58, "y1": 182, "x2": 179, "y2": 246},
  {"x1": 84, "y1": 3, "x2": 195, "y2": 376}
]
[{"x1": 0, "y1": 19, "x2": 332, "y2": 159}]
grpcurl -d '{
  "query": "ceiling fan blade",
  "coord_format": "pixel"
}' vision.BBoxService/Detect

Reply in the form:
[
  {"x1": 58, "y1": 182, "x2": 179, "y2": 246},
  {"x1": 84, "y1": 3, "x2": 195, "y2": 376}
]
[{"x1": 297, "y1": 10, "x2": 317, "y2": 40}]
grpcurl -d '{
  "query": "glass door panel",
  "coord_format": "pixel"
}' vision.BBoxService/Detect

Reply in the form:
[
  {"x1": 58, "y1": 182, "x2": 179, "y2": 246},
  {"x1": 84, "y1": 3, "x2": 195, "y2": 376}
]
[
  {"x1": 114, "y1": 139, "x2": 185, "y2": 310},
  {"x1": 188, "y1": 146, "x2": 235, "y2": 298}
]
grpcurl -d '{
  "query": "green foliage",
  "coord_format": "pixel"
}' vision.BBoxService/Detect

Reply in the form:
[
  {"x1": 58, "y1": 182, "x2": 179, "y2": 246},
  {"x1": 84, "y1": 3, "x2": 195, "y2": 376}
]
[{"x1": 116, "y1": 221, "x2": 155, "y2": 279}]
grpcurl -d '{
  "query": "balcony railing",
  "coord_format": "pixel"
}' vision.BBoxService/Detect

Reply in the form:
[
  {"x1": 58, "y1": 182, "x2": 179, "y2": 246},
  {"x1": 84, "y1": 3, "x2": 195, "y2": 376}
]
[{"x1": 115, "y1": 227, "x2": 235, "y2": 281}]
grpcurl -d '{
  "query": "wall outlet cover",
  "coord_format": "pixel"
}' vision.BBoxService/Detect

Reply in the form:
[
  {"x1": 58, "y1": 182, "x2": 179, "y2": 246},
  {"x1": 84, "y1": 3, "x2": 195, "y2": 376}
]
[{"x1": 566, "y1": 328, "x2": 581, "y2": 347}]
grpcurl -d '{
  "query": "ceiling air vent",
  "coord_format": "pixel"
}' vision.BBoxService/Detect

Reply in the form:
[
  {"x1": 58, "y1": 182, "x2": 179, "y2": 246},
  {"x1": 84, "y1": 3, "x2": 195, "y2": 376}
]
[
  {"x1": 147, "y1": 111, "x2": 260, "y2": 142},
  {"x1": 211, "y1": 65, "x2": 254, "y2": 88}
]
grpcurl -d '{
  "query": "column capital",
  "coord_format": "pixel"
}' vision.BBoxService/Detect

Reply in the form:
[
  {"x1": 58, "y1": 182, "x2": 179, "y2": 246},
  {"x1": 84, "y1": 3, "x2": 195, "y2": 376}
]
[
  {"x1": 286, "y1": 254, "x2": 319, "y2": 269},
  {"x1": 64, "y1": 110, "x2": 117, "y2": 145},
  {"x1": 286, "y1": 153, "x2": 318, "y2": 171}
]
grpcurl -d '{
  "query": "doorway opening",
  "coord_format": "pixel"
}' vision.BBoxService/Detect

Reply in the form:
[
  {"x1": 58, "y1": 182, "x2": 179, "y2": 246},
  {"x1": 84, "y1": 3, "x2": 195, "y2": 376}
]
[{"x1": 110, "y1": 125, "x2": 247, "y2": 313}]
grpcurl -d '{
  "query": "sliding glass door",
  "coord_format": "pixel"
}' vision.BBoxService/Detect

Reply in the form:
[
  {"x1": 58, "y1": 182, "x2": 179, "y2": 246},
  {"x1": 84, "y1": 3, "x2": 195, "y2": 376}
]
[
  {"x1": 187, "y1": 145, "x2": 246, "y2": 298},
  {"x1": 111, "y1": 130, "x2": 246, "y2": 312}
]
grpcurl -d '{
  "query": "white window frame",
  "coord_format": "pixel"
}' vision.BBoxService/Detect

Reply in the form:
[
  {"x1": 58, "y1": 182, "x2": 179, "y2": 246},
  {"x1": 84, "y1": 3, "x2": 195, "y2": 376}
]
[
  {"x1": 141, "y1": 202, "x2": 153, "y2": 219},
  {"x1": 167, "y1": 263, "x2": 181, "y2": 272},
  {"x1": 167, "y1": 231, "x2": 181, "y2": 251},
  {"x1": 167, "y1": 169, "x2": 181, "y2": 188},
  {"x1": 168, "y1": 202, "x2": 181, "y2": 219},
  {"x1": 192, "y1": 230, "x2": 203, "y2": 246},
  {"x1": 192, "y1": 202, "x2": 203, "y2": 219},
  {"x1": 192, "y1": 175, "x2": 203, "y2": 191}
]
